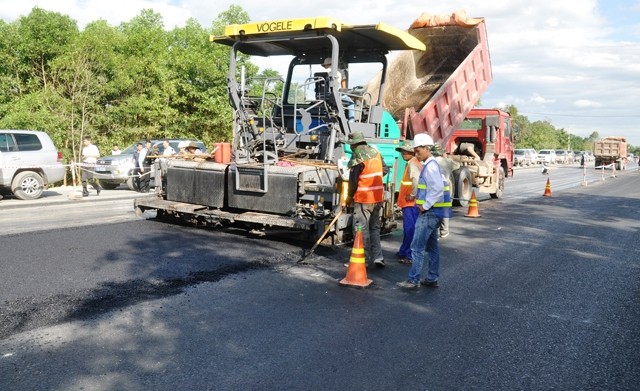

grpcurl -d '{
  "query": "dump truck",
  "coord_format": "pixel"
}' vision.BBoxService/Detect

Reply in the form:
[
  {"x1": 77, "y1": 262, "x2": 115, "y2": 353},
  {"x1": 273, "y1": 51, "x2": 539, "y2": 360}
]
[
  {"x1": 594, "y1": 136, "x2": 628, "y2": 170},
  {"x1": 442, "y1": 108, "x2": 514, "y2": 206},
  {"x1": 369, "y1": 15, "x2": 513, "y2": 206},
  {"x1": 134, "y1": 12, "x2": 495, "y2": 242}
]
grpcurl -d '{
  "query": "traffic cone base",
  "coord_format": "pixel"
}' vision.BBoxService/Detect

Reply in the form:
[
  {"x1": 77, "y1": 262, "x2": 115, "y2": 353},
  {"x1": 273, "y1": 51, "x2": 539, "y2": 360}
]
[
  {"x1": 464, "y1": 190, "x2": 481, "y2": 218},
  {"x1": 339, "y1": 229, "x2": 373, "y2": 288},
  {"x1": 542, "y1": 178, "x2": 552, "y2": 197}
]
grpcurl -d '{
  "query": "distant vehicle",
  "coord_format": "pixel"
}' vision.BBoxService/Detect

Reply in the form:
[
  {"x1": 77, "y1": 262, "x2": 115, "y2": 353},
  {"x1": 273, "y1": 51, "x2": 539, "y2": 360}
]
[
  {"x1": 582, "y1": 151, "x2": 594, "y2": 162},
  {"x1": 95, "y1": 139, "x2": 207, "y2": 190},
  {"x1": 594, "y1": 136, "x2": 627, "y2": 170},
  {"x1": 514, "y1": 149, "x2": 530, "y2": 166},
  {"x1": 566, "y1": 150, "x2": 575, "y2": 163},
  {"x1": 555, "y1": 150, "x2": 569, "y2": 164},
  {"x1": 527, "y1": 149, "x2": 540, "y2": 165},
  {"x1": 0, "y1": 130, "x2": 65, "y2": 200},
  {"x1": 538, "y1": 149, "x2": 557, "y2": 164},
  {"x1": 573, "y1": 150, "x2": 582, "y2": 160},
  {"x1": 514, "y1": 148, "x2": 537, "y2": 166}
]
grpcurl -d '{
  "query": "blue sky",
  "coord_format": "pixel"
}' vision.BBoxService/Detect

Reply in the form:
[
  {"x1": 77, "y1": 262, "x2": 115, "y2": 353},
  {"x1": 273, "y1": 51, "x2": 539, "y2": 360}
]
[{"x1": 2, "y1": 0, "x2": 639, "y2": 146}]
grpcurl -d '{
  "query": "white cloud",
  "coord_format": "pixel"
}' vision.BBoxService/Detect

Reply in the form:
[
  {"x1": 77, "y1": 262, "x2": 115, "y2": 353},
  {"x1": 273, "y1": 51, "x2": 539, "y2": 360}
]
[
  {"x1": 1, "y1": 0, "x2": 640, "y2": 144},
  {"x1": 574, "y1": 99, "x2": 603, "y2": 108},
  {"x1": 530, "y1": 94, "x2": 557, "y2": 105}
]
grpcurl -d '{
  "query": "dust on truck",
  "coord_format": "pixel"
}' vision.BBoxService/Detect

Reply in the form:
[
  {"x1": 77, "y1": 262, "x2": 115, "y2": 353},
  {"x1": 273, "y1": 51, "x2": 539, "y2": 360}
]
[
  {"x1": 594, "y1": 136, "x2": 628, "y2": 170},
  {"x1": 134, "y1": 12, "x2": 496, "y2": 241}
]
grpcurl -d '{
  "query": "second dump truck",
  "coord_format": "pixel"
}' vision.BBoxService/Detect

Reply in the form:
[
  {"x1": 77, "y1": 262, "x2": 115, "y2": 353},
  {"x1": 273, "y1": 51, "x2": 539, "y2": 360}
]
[{"x1": 594, "y1": 136, "x2": 628, "y2": 170}]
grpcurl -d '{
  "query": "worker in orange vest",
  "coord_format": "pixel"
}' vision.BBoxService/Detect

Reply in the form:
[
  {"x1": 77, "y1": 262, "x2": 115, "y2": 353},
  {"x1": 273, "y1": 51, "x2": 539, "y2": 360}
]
[
  {"x1": 395, "y1": 140, "x2": 422, "y2": 264},
  {"x1": 345, "y1": 131, "x2": 387, "y2": 267}
]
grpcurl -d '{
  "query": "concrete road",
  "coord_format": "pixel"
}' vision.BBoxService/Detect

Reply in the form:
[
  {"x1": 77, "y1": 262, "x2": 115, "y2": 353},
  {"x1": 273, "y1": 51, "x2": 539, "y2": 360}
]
[{"x1": 1, "y1": 170, "x2": 639, "y2": 390}]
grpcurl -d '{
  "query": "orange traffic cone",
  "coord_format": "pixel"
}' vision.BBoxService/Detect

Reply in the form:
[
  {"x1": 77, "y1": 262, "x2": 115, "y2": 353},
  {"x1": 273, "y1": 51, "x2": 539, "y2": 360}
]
[
  {"x1": 339, "y1": 227, "x2": 373, "y2": 288},
  {"x1": 464, "y1": 190, "x2": 481, "y2": 218},
  {"x1": 542, "y1": 178, "x2": 552, "y2": 197}
]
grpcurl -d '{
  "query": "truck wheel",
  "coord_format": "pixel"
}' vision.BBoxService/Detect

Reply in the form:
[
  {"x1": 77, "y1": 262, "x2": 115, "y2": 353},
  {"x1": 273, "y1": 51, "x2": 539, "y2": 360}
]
[
  {"x1": 453, "y1": 167, "x2": 473, "y2": 207},
  {"x1": 127, "y1": 177, "x2": 137, "y2": 191},
  {"x1": 12, "y1": 171, "x2": 45, "y2": 200},
  {"x1": 490, "y1": 166, "x2": 505, "y2": 199}
]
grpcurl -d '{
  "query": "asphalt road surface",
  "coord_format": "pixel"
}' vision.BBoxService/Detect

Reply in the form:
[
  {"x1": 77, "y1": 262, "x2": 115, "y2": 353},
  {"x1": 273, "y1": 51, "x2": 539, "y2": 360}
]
[{"x1": 1, "y1": 166, "x2": 639, "y2": 390}]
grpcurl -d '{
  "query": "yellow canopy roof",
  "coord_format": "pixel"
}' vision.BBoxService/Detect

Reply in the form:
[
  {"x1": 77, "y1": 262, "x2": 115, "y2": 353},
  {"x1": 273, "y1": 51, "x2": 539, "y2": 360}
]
[{"x1": 210, "y1": 16, "x2": 425, "y2": 56}]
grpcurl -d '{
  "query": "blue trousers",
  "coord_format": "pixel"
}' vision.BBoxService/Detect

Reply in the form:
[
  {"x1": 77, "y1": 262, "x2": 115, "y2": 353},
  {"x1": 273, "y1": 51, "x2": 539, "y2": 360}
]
[
  {"x1": 408, "y1": 210, "x2": 442, "y2": 283},
  {"x1": 398, "y1": 206, "x2": 419, "y2": 258}
]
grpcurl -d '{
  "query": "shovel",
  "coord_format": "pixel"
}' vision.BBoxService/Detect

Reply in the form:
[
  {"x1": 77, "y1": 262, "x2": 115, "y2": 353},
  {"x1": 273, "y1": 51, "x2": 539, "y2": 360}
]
[{"x1": 297, "y1": 209, "x2": 343, "y2": 264}]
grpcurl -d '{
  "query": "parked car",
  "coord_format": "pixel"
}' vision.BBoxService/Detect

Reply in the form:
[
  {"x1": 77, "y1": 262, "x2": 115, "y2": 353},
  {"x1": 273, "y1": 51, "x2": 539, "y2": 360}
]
[
  {"x1": 573, "y1": 150, "x2": 588, "y2": 164},
  {"x1": 555, "y1": 150, "x2": 568, "y2": 164},
  {"x1": 514, "y1": 149, "x2": 531, "y2": 166},
  {"x1": 585, "y1": 151, "x2": 594, "y2": 162},
  {"x1": 95, "y1": 139, "x2": 207, "y2": 190},
  {"x1": 573, "y1": 151, "x2": 582, "y2": 161},
  {"x1": 0, "y1": 130, "x2": 66, "y2": 200},
  {"x1": 537, "y1": 149, "x2": 556, "y2": 164},
  {"x1": 527, "y1": 149, "x2": 540, "y2": 165}
]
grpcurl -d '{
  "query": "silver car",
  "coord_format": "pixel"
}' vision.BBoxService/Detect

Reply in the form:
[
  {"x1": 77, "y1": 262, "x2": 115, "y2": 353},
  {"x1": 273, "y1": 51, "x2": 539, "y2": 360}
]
[
  {"x1": 95, "y1": 139, "x2": 207, "y2": 190},
  {"x1": 0, "y1": 130, "x2": 66, "y2": 200}
]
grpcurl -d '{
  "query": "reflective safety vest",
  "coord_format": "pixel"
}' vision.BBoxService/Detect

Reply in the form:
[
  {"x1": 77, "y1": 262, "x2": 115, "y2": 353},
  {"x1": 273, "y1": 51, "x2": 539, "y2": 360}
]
[
  {"x1": 354, "y1": 153, "x2": 384, "y2": 204},
  {"x1": 415, "y1": 160, "x2": 453, "y2": 219},
  {"x1": 397, "y1": 157, "x2": 422, "y2": 208}
]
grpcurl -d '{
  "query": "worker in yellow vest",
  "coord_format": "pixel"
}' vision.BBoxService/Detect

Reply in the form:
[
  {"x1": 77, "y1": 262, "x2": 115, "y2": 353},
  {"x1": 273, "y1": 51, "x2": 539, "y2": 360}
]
[
  {"x1": 395, "y1": 140, "x2": 423, "y2": 264},
  {"x1": 397, "y1": 133, "x2": 452, "y2": 289}
]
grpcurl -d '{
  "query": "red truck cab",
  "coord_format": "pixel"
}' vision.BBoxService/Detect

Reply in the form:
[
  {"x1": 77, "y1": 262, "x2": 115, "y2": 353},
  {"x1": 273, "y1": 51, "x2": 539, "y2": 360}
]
[{"x1": 446, "y1": 108, "x2": 515, "y2": 178}]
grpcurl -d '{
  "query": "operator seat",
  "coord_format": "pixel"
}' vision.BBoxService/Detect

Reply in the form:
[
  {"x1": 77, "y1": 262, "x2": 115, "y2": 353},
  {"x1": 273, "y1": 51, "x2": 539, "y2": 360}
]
[{"x1": 314, "y1": 72, "x2": 329, "y2": 101}]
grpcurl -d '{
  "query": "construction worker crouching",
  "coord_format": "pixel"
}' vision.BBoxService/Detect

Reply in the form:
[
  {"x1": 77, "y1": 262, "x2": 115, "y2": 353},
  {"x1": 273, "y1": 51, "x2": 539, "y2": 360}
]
[{"x1": 345, "y1": 131, "x2": 387, "y2": 268}]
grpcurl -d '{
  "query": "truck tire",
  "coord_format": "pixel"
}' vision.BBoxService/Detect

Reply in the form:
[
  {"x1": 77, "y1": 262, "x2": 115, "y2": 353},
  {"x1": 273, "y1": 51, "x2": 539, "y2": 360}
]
[
  {"x1": 453, "y1": 167, "x2": 473, "y2": 207},
  {"x1": 12, "y1": 171, "x2": 45, "y2": 200},
  {"x1": 490, "y1": 166, "x2": 505, "y2": 199},
  {"x1": 127, "y1": 177, "x2": 137, "y2": 191}
]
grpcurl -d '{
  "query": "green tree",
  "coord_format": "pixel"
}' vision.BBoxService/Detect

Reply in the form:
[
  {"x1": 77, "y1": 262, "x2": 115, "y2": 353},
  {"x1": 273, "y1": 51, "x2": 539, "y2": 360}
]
[
  {"x1": 15, "y1": 7, "x2": 79, "y2": 91},
  {"x1": 210, "y1": 5, "x2": 250, "y2": 35},
  {"x1": 110, "y1": 9, "x2": 175, "y2": 140},
  {"x1": 164, "y1": 18, "x2": 233, "y2": 145}
]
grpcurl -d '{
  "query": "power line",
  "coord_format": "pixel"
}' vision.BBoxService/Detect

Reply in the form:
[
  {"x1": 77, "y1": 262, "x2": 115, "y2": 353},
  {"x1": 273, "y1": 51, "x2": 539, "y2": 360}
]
[{"x1": 520, "y1": 111, "x2": 640, "y2": 118}]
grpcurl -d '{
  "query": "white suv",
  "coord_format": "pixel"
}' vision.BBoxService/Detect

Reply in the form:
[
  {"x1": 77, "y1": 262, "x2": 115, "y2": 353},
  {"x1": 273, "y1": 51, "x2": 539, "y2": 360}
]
[
  {"x1": 537, "y1": 149, "x2": 557, "y2": 164},
  {"x1": 0, "y1": 130, "x2": 65, "y2": 199}
]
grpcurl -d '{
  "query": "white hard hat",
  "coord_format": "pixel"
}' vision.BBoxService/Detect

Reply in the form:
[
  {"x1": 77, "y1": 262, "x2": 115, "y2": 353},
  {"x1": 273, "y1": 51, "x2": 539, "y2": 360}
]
[
  {"x1": 322, "y1": 57, "x2": 332, "y2": 67},
  {"x1": 413, "y1": 133, "x2": 434, "y2": 148}
]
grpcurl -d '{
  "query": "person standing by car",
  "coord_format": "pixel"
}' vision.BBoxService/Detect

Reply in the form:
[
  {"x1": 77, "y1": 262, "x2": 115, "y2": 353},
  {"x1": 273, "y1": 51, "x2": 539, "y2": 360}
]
[
  {"x1": 111, "y1": 144, "x2": 121, "y2": 155},
  {"x1": 132, "y1": 142, "x2": 150, "y2": 192},
  {"x1": 81, "y1": 135, "x2": 102, "y2": 197},
  {"x1": 395, "y1": 140, "x2": 422, "y2": 265},
  {"x1": 397, "y1": 133, "x2": 452, "y2": 289},
  {"x1": 159, "y1": 140, "x2": 175, "y2": 191}
]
